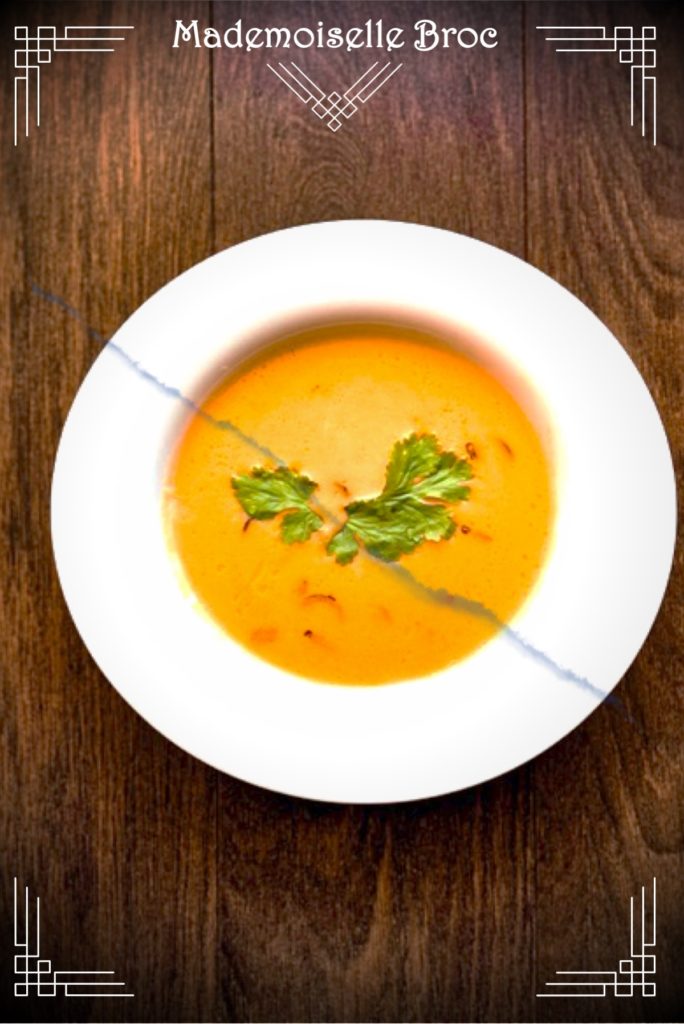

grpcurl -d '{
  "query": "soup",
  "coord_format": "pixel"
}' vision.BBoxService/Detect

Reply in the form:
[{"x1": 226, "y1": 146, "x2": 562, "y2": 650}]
[{"x1": 164, "y1": 323, "x2": 553, "y2": 684}]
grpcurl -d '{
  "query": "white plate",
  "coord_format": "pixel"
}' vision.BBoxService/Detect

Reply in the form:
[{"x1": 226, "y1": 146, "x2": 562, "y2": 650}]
[{"x1": 51, "y1": 222, "x2": 676, "y2": 803}]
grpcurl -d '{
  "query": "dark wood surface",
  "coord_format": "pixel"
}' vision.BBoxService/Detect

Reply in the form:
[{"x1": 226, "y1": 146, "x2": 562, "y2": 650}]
[{"x1": 1, "y1": 2, "x2": 682, "y2": 1021}]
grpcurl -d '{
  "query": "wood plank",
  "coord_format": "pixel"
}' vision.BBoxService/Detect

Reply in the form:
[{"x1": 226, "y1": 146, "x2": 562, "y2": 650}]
[
  {"x1": 527, "y1": 3, "x2": 684, "y2": 1021},
  {"x1": 0, "y1": 3, "x2": 217, "y2": 1020}
]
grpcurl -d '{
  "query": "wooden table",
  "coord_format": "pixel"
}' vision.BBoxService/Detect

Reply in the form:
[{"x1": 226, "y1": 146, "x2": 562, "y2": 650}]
[{"x1": 1, "y1": 2, "x2": 682, "y2": 1021}]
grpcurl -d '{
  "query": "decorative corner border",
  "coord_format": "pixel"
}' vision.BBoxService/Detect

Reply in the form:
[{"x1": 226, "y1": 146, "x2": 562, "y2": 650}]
[
  {"x1": 267, "y1": 60, "x2": 402, "y2": 131},
  {"x1": 13, "y1": 25, "x2": 134, "y2": 145},
  {"x1": 537, "y1": 877, "x2": 656, "y2": 998},
  {"x1": 536, "y1": 25, "x2": 656, "y2": 145},
  {"x1": 13, "y1": 878, "x2": 133, "y2": 998}
]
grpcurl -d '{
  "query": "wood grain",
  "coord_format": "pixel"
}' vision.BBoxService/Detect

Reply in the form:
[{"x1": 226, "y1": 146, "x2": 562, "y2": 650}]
[
  {"x1": 0, "y1": 3, "x2": 218, "y2": 1021},
  {"x1": 0, "y1": 1, "x2": 682, "y2": 1021},
  {"x1": 526, "y1": 5, "x2": 684, "y2": 1021}
]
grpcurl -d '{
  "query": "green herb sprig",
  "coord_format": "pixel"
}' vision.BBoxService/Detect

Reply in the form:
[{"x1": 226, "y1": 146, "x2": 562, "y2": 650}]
[
  {"x1": 231, "y1": 433, "x2": 472, "y2": 564},
  {"x1": 327, "y1": 434, "x2": 472, "y2": 564},
  {"x1": 231, "y1": 466, "x2": 323, "y2": 543}
]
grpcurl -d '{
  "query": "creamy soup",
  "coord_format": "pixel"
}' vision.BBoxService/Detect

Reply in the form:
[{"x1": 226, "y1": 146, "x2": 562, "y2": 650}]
[{"x1": 165, "y1": 323, "x2": 553, "y2": 684}]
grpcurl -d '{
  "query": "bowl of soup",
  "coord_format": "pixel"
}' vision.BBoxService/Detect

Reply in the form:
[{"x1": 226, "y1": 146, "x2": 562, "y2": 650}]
[{"x1": 51, "y1": 221, "x2": 676, "y2": 802}]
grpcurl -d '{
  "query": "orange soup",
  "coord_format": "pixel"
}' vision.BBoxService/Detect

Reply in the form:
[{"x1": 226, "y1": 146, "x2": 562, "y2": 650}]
[{"x1": 164, "y1": 324, "x2": 553, "y2": 684}]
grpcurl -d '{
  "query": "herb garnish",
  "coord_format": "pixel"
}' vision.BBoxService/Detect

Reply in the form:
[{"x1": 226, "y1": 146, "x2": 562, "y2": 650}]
[
  {"x1": 327, "y1": 434, "x2": 472, "y2": 564},
  {"x1": 231, "y1": 433, "x2": 472, "y2": 564},
  {"x1": 231, "y1": 466, "x2": 324, "y2": 543}
]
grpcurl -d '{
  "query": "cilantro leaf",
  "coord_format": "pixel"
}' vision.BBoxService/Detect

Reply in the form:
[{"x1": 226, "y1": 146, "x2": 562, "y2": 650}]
[
  {"x1": 281, "y1": 507, "x2": 324, "y2": 544},
  {"x1": 384, "y1": 433, "x2": 443, "y2": 493},
  {"x1": 410, "y1": 451, "x2": 472, "y2": 502},
  {"x1": 231, "y1": 466, "x2": 323, "y2": 544},
  {"x1": 326, "y1": 524, "x2": 360, "y2": 565},
  {"x1": 327, "y1": 434, "x2": 471, "y2": 564}
]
